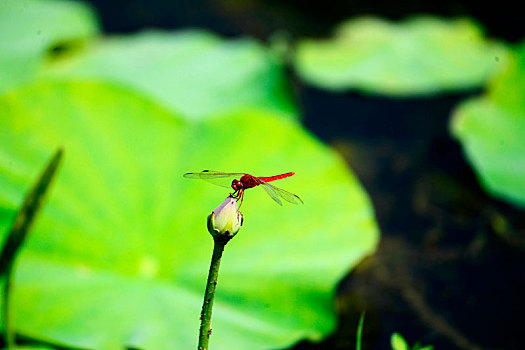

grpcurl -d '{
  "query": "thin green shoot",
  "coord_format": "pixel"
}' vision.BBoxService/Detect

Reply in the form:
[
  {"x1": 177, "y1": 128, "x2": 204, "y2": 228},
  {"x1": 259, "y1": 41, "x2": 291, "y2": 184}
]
[
  {"x1": 0, "y1": 148, "x2": 63, "y2": 348},
  {"x1": 356, "y1": 311, "x2": 366, "y2": 350}
]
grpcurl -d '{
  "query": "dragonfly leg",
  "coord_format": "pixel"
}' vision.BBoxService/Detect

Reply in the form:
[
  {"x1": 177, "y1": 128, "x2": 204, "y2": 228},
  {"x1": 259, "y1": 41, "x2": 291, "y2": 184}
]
[{"x1": 238, "y1": 189, "x2": 245, "y2": 208}]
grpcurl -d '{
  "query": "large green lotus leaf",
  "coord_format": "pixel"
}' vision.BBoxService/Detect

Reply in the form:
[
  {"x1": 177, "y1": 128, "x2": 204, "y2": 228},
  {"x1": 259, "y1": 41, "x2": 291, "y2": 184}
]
[
  {"x1": 451, "y1": 42, "x2": 525, "y2": 207},
  {"x1": 39, "y1": 30, "x2": 297, "y2": 120},
  {"x1": 294, "y1": 16, "x2": 507, "y2": 96},
  {"x1": 0, "y1": 0, "x2": 99, "y2": 93},
  {"x1": 0, "y1": 81, "x2": 379, "y2": 349}
]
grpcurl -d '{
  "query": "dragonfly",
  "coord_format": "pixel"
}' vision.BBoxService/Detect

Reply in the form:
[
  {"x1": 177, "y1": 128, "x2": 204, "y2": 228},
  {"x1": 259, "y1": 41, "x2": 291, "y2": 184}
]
[{"x1": 183, "y1": 170, "x2": 303, "y2": 206}]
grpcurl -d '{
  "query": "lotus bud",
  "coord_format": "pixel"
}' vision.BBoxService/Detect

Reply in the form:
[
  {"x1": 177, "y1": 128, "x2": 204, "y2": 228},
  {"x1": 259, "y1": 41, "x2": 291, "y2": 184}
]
[{"x1": 207, "y1": 195, "x2": 243, "y2": 242}]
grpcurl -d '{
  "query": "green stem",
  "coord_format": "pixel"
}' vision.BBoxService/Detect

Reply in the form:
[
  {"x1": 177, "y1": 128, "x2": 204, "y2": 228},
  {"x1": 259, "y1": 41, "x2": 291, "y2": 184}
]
[
  {"x1": 356, "y1": 311, "x2": 365, "y2": 350},
  {"x1": 1, "y1": 148, "x2": 63, "y2": 348},
  {"x1": 198, "y1": 237, "x2": 228, "y2": 350},
  {"x1": 2, "y1": 268, "x2": 15, "y2": 348}
]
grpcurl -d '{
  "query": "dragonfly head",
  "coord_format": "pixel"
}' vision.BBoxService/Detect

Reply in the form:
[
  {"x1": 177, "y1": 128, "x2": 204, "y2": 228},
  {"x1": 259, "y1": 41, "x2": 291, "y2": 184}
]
[{"x1": 231, "y1": 179, "x2": 243, "y2": 191}]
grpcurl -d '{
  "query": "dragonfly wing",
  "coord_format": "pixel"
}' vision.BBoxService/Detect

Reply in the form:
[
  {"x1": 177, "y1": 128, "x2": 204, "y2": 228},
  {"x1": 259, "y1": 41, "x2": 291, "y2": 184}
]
[
  {"x1": 259, "y1": 182, "x2": 283, "y2": 206},
  {"x1": 257, "y1": 179, "x2": 303, "y2": 205},
  {"x1": 272, "y1": 186, "x2": 303, "y2": 204},
  {"x1": 183, "y1": 170, "x2": 246, "y2": 189}
]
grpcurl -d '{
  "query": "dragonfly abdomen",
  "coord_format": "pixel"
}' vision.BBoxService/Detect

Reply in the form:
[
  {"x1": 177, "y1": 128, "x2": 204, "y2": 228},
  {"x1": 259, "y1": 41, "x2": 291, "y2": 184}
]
[{"x1": 258, "y1": 172, "x2": 295, "y2": 183}]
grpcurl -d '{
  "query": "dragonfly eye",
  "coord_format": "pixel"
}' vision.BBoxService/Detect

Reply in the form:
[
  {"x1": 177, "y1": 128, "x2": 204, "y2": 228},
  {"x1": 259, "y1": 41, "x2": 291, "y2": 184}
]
[{"x1": 231, "y1": 179, "x2": 240, "y2": 190}]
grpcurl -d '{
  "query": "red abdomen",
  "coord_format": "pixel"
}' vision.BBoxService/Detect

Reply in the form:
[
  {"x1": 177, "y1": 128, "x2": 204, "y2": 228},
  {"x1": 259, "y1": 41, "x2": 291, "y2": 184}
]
[{"x1": 257, "y1": 172, "x2": 295, "y2": 183}]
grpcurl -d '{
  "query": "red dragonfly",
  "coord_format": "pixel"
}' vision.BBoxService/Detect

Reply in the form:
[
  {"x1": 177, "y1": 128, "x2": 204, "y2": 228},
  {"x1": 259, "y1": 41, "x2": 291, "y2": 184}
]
[{"x1": 183, "y1": 170, "x2": 303, "y2": 206}]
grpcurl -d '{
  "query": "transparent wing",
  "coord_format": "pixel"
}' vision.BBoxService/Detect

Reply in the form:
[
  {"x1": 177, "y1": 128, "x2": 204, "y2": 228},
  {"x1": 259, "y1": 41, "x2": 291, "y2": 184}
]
[
  {"x1": 183, "y1": 170, "x2": 246, "y2": 189},
  {"x1": 259, "y1": 182, "x2": 283, "y2": 206},
  {"x1": 256, "y1": 178, "x2": 303, "y2": 205}
]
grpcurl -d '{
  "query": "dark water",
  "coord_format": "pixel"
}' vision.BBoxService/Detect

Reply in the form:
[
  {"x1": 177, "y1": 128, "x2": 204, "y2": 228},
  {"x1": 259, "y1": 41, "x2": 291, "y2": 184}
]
[
  {"x1": 293, "y1": 86, "x2": 525, "y2": 350},
  {"x1": 88, "y1": 0, "x2": 525, "y2": 41}
]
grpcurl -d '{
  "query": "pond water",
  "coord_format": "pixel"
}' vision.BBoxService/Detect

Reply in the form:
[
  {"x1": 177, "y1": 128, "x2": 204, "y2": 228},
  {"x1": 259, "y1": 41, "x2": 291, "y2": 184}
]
[{"x1": 295, "y1": 86, "x2": 525, "y2": 349}]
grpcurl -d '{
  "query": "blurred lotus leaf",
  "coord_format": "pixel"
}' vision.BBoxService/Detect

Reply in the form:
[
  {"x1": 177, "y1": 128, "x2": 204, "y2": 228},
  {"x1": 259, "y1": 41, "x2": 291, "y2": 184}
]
[
  {"x1": 39, "y1": 30, "x2": 297, "y2": 120},
  {"x1": 391, "y1": 333, "x2": 409, "y2": 350},
  {"x1": 390, "y1": 332, "x2": 433, "y2": 350},
  {"x1": 294, "y1": 16, "x2": 507, "y2": 96},
  {"x1": 0, "y1": 0, "x2": 99, "y2": 93},
  {"x1": 0, "y1": 81, "x2": 379, "y2": 349},
  {"x1": 451, "y1": 42, "x2": 525, "y2": 207}
]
